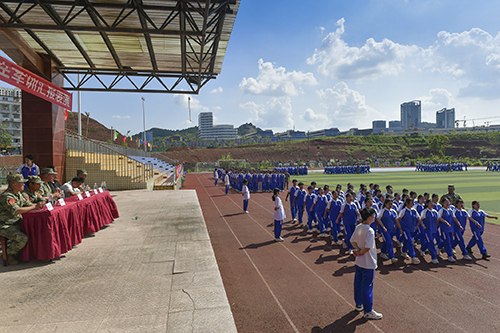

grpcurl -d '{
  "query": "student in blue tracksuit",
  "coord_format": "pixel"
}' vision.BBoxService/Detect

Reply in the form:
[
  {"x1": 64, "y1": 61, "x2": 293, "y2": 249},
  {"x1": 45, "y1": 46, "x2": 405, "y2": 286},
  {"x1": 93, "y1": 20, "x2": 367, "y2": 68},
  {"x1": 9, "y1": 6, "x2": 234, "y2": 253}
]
[
  {"x1": 315, "y1": 188, "x2": 329, "y2": 237},
  {"x1": 252, "y1": 172, "x2": 258, "y2": 193},
  {"x1": 336, "y1": 193, "x2": 360, "y2": 255},
  {"x1": 263, "y1": 172, "x2": 269, "y2": 192},
  {"x1": 245, "y1": 172, "x2": 252, "y2": 192},
  {"x1": 418, "y1": 200, "x2": 440, "y2": 264},
  {"x1": 238, "y1": 172, "x2": 244, "y2": 193},
  {"x1": 305, "y1": 186, "x2": 318, "y2": 233},
  {"x1": 376, "y1": 198, "x2": 399, "y2": 264},
  {"x1": 396, "y1": 198, "x2": 423, "y2": 264},
  {"x1": 324, "y1": 185, "x2": 333, "y2": 232},
  {"x1": 452, "y1": 199, "x2": 473, "y2": 260},
  {"x1": 310, "y1": 181, "x2": 319, "y2": 225},
  {"x1": 257, "y1": 172, "x2": 263, "y2": 193},
  {"x1": 467, "y1": 201, "x2": 498, "y2": 260},
  {"x1": 327, "y1": 190, "x2": 342, "y2": 244},
  {"x1": 285, "y1": 179, "x2": 298, "y2": 222},
  {"x1": 436, "y1": 198, "x2": 456, "y2": 262},
  {"x1": 271, "y1": 172, "x2": 277, "y2": 190},
  {"x1": 292, "y1": 182, "x2": 306, "y2": 227}
]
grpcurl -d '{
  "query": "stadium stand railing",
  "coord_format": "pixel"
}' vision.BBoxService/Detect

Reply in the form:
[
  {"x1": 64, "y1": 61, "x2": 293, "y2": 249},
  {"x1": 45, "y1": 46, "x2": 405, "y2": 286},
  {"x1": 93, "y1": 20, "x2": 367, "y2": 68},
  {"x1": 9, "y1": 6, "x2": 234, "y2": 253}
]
[{"x1": 65, "y1": 131, "x2": 154, "y2": 190}]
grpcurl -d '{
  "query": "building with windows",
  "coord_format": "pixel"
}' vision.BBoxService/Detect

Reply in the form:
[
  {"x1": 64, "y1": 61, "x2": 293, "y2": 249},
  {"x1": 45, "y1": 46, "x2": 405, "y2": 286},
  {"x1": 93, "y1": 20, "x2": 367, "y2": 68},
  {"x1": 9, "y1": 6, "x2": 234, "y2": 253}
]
[
  {"x1": 275, "y1": 130, "x2": 306, "y2": 141},
  {"x1": 198, "y1": 112, "x2": 237, "y2": 140},
  {"x1": 436, "y1": 108, "x2": 455, "y2": 128},
  {"x1": 309, "y1": 127, "x2": 340, "y2": 139},
  {"x1": 401, "y1": 100, "x2": 421, "y2": 128},
  {"x1": 372, "y1": 120, "x2": 387, "y2": 134},
  {"x1": 0, "y1": 87, "x2": 22, "y2": 149}
]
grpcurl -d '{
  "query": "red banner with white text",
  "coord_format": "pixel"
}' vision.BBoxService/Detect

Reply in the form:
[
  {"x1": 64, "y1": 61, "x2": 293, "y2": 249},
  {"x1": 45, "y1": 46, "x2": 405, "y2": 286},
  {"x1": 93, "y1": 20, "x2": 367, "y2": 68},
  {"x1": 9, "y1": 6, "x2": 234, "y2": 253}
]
[
  {"x1": 0, "y1": 55, "x2": 72, "y2": 110},
  {"x1": 176, "y1": 164, "x2": 183, "y2": 179}
]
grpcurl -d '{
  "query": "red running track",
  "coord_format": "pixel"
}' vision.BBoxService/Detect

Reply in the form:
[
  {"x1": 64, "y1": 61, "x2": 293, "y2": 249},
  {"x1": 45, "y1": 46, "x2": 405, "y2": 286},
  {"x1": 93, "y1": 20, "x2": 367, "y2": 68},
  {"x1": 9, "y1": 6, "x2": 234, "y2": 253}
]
[{"x1": 184, "y1": 173, "x2": 500, "y2": 333}]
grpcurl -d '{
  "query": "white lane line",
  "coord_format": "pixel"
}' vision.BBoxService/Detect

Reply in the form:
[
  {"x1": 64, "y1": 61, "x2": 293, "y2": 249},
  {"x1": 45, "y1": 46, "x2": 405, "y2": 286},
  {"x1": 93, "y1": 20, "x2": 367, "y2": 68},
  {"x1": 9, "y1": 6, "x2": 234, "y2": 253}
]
[{"x1": 195, "y1": 175, "x2": 300, "y2": 333}]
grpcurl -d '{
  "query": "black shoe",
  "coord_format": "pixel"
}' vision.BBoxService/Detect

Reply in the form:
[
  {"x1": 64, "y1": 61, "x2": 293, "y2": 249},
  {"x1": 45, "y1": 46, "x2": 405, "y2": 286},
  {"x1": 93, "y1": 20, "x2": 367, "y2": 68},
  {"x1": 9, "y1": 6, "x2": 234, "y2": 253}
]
[
  {"x1": 482, "y1": 253, "x2": 491, "y2": 260},
  {"x1": 466, "y1": 246, "x2": 473, "y2": 254}
]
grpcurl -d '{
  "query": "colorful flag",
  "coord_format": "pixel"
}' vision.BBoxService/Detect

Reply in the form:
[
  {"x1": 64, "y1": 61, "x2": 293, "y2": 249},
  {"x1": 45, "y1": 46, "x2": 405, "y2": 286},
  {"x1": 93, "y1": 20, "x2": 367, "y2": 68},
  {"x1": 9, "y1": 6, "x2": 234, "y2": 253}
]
[
  {"x1": 135, "y1": 138, "x2": 138, "y2": 143},
  {"x1": 123, "y1": 136, "x2": 127, "y2": 143},
  {"x1": 114, "y1": 131, "x2": 118, "y2": 140},
  {"x1": 64, "y1": 109, "x2": 68, "y2": 120}
]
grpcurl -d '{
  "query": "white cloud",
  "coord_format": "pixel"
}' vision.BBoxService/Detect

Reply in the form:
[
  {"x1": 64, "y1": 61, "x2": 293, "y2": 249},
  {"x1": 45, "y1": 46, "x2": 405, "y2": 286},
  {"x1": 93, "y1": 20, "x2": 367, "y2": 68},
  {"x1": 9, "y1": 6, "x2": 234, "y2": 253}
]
[
  {"x1": 210, "y1": 87, "x2": 223, "y2": 93},
  {"x1": 243, "y1": 97, "x2": 294, "y2": 130},
  {"x1": 173, "y1": 94, "x2": 208, "y2": 111},
  {"x1": 300, "y1": 108, "x2": 330, "y2": 129},
  {"x1": 316, "y1": 82, "x2": 382, "y2": 128},
  {"x1": 212, "y1": 106, "x2": 222, "y2": 110},
  {"x1": 112, "y1": 115, "x2": 131, "y2": 119},
  {"x1": 239, "y1": 59, "x2": 318, "y2": 96},
  {"x1": 308, "y1": 18, "x2": 422, "y2": 81}
]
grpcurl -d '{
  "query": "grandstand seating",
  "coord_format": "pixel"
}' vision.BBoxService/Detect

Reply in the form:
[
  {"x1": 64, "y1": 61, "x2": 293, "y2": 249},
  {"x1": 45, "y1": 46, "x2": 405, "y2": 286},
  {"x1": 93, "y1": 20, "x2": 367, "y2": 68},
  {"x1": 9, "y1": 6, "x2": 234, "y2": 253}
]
[{"x1": 129, "y1": 156, "x2": 175, "y2": 177}]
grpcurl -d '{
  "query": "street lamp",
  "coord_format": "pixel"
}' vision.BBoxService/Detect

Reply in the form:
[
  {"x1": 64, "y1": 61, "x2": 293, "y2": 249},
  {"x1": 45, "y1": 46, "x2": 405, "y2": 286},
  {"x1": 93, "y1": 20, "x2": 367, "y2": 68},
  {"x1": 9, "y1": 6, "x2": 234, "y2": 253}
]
[{"x1": 141, "y1": 97, "x2": 146, "y2": 152}]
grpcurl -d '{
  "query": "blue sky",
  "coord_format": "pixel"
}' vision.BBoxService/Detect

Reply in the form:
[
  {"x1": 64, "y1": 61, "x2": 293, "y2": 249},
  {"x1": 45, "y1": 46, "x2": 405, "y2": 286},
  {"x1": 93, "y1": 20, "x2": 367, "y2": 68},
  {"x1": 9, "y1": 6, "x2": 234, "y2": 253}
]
[{"x1": 3, "y1": 0, "x2": 500, "y2": 135}]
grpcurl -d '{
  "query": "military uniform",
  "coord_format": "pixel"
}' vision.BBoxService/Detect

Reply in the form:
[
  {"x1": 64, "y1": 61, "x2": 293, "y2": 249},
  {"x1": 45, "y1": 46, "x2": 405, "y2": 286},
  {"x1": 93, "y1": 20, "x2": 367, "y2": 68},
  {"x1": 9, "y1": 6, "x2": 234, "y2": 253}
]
[
  {"x1": 22, "y1": 188, "x2": 44, "y2": 204},
  {"x1": 0, "y1": 186, "x2": 31, "y2": 255},
  {"x1": 39, "y1": 182, "x2": 53, "y2": 198},
  {"x1": 444, "y1": 185, "x2": 462, "y2": 206}
]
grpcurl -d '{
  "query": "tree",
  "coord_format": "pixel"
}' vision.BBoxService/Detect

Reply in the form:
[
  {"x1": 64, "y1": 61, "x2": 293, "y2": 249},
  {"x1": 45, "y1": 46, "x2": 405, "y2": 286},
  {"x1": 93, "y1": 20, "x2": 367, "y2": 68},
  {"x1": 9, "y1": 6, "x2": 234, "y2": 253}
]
[
  {"x1": 0, "y1": 124, "x2": 12, "y2": 149},
  {"x1": 429, "y1": 134, "x2": 450, "y2": 155}
]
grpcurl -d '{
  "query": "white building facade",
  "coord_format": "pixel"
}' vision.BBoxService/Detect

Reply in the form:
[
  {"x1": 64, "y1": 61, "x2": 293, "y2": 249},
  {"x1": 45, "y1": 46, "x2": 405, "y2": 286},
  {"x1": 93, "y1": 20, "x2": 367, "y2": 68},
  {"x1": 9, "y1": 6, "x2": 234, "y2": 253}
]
[{"x1": 0, "y1": 87, "x2": 22, "y2": 149}]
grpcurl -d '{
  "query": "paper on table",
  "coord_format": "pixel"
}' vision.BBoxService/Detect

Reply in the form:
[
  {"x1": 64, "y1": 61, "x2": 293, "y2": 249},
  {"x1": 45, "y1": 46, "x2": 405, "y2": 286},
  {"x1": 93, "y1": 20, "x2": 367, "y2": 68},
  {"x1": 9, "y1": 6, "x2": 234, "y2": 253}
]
[
  {"x1": 58, "y1": 198, "x2": 66, "y2": 206},
  {"x1": 94, "y1": 189, "x2": 98, "y2": 195},
  {"x1": 46, "y1": 203, "x2": 54, "y2": 211},
  {"x1": 77, "y1": 194, "x2": 84, "y2": 200},
  {"x1": 85, "y1": 191, "x2": 90, "y2": 197},
  {"x1": 98, "y1": 187, "x2": 104, "y2": 193}
]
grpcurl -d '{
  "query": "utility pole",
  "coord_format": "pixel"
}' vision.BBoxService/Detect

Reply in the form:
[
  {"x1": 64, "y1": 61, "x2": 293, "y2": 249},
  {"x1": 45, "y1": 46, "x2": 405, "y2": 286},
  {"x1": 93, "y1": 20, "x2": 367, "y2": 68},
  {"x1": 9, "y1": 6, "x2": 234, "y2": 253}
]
[
  {"x1": 307, "y1": 130, "x2": 310, "y2": 164},
  {"x1": 78, "y1": 73, "x2": 82, "y2": 137},
  {"x1": 142, "y1": 97, "x2": 146, "y2": 152}
]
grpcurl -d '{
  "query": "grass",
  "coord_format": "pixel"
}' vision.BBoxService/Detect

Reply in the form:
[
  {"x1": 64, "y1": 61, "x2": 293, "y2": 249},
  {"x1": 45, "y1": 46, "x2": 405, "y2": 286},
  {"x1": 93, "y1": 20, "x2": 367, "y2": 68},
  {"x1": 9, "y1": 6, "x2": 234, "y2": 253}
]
[{"x1": 293, "y1": 170, "x2": 500, "y2": 221}]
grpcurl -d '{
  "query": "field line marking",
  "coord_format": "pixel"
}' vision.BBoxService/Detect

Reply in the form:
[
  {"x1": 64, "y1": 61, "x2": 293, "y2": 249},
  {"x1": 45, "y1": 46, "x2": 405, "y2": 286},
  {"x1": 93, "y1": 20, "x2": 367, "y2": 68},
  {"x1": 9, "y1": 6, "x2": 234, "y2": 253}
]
[{"x1": 195, "y1": 174, "x2": 300, "y2": 333}]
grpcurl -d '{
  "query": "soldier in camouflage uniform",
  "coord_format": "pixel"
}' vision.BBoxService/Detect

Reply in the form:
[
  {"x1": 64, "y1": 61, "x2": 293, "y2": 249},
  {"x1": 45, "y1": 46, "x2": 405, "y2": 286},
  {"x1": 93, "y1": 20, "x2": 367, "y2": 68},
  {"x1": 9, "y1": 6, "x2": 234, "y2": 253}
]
[
  {"x1": 443, "y1": 184, "x2": 462, "y2": 206},
  {"x1": 77, "y1": 169, "x2": 88, "y2": 190},
  {"x1": 22, "y1": 176, "x2": 45, "y2": 204},
  {"x1": 39, "y1": 168, "x2": 61, "y2": 201},
  {"x1": 0, "y1": 174, "x2": 44, "y2": 265}
]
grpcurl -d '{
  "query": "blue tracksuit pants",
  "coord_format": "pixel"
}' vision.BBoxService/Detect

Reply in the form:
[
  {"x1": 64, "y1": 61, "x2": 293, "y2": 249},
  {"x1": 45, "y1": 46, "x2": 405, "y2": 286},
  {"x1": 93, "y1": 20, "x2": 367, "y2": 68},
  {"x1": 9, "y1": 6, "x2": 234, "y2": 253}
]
[{"x1": 354, "y1": 265, "x2": 375, "y2": 313}]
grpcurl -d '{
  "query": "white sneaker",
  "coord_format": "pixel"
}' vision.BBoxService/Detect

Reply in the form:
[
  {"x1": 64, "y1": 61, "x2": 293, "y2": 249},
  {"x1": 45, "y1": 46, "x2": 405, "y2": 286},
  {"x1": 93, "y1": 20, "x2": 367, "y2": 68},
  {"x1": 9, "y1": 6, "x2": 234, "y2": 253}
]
[
  {"x1": 447, "y1": 256, "x2": 456, "y2": 262},
  {"x1": 463, "y1": 254, "x2": 472, "y2": 260},
  {"x1": 391, "y1": 257, "x2": 398, "y2": 264},
  {"x1": 293, "y1": 218, "x2": 297, "y2": 222},
  {"x1": 411, "y1": 257, "x2": 420, "y2": 264},
  {"x1": 431, "y1": 258, "x2": 439, "y2": 264},
  {"x1": 452, "y1": 249, "x2": 457, "y2": 254},
  {"x1": 418, "y1": 249, "x2": 425, "y2": 257},
  {"x1": 380, "y1": 253, "x2": 389, "y2": 260},
  {"x1": 355, "y1": 304, "x2": 363, "y2": 312},
  {"x1": 364, "y1": 310, "x2": 383, "y2": 320},
  {"x1": 245, "y1": 211, "x2": 249, "y2": 214},
  {"x1": 401, "y1": 252, "x2": 410, "y2": 259},
  {"x1": 307, "y1": 229, "x2": 313, "y2": 234},
  {"x1": 348, "y1": 250, "x2": 353, "y2": 255},
  {"x1": 274, "y1": 237, "x2": 284, "y2": 242}
]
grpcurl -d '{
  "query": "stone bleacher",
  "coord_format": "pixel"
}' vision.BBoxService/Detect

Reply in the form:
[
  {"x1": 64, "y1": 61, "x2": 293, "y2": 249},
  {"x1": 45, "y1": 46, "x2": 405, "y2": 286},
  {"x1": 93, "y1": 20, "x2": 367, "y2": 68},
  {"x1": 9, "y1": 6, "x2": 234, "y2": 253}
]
[{"x1": 129, "y1": 156, "x2": 175, "y2": 177}]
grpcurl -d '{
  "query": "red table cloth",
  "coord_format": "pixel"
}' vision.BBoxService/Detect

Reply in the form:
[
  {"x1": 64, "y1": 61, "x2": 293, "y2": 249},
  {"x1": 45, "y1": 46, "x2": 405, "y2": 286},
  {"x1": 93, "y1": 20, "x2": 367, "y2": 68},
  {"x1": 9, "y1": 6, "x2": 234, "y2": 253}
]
[{"x1": 19, "y1": 191, "x2": 119, "y2": 261}]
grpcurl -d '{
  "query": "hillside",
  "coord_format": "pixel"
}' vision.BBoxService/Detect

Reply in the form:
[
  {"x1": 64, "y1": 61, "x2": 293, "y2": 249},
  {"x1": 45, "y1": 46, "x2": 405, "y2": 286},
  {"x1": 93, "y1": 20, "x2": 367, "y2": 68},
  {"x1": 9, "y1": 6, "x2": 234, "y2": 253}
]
[{"x1": 161, "y1": 132, "x2": 500, "y2": 166}]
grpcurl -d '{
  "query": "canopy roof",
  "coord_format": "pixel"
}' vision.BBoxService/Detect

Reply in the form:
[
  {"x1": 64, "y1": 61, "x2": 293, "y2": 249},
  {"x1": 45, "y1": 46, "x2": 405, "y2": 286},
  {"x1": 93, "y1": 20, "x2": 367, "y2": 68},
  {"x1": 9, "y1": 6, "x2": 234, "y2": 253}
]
[{"x1": 0, "y1": 0, "x2": 240, "y2": 93}]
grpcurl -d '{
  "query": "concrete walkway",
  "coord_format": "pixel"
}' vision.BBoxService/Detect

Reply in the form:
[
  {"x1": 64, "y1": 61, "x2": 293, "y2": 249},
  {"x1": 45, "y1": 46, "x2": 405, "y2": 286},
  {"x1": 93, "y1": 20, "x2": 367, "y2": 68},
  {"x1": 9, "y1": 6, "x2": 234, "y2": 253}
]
[{"x1": 0, "y1": 190, "x2": 237, "y2": 333}]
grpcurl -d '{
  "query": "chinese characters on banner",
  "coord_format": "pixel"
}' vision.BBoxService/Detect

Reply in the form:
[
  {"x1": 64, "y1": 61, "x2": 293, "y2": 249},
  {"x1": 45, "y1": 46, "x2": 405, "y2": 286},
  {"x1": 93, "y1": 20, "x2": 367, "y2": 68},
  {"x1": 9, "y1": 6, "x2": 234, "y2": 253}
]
[
  {"x1": 175, "y1": 164, "x2": 182, "y2": 179},
  {"x1": 0, "y1": 55, "x2": 72, "y2": 110}
]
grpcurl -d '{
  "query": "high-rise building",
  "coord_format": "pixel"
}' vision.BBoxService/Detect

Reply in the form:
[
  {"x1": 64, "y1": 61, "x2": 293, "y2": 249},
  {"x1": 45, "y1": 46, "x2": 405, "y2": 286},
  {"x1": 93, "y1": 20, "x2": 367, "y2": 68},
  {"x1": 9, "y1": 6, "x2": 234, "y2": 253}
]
[
  {"x1": 0, "y1": 87, "x2": 22, "y2": 149},
  {"x1": 436, "y1": 108, "x2": 455, "y2": 128},
  {"x1": 400, "y1": 100, "x2": 421, "y2": 128},
  {"x1": 372, "y1": 120, "x2": 386, "y2": 134},
  {"x1": 198, "y1": 111, "x2": 237, "y2": 140},
  {"x1": 389, "y1": 120, "x2": 401, "y2": 128}
]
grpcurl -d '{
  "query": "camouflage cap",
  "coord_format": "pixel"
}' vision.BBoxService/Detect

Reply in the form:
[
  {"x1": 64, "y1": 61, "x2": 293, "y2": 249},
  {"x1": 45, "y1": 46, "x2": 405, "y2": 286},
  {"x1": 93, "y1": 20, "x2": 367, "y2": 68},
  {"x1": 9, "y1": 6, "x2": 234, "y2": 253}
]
[
  {"x1": 448, "y1": 184, "x2": 455, "y2": 188},
  {"x1": 7, "y1": 173, "x2": 27, "y2": 184},
  {"x1": 27, "y1": 175, "x2": 43, "y2": 184},
  {"x1": 40, "y1": 167, "x2": 57, "y2": 175},
  {"x1": 77, "y1": 169, "x2": 88, "y2": 175}
]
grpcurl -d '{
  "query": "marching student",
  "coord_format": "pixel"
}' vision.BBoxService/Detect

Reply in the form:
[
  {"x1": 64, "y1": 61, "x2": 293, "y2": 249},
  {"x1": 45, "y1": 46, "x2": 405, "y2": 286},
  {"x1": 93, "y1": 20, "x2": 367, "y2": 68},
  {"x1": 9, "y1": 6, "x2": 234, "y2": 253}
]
[
  {"x1": 436, "y1": 197, "x2": 456, "y2": 262},
  {"x1": 376, "y1": 198, "x2": 399, "y2": 264},
  {"x1": 452, "y1": 199, "x2": 473, "y2": 260},
  {"x1": 315, "y1": 187, "x2": 328, "y2": 237},
  {"x1": 292, "y1": 182, "x2": 307, "y2": 226},
  {"x1": 467, "y1": 201, "x2": 498, "y2": 260},
  {"x1": 351, "y1": 207, "x2": 383, "y2": 320},
  {"x1": 419, "y1": 200, "x2": 440, "y2": 264},
  {"x1": 305, "y1": 186, "x2": 318, "y2": 233},
  {"x1": 327, "y1": 190, "x2": 342, "y2": 245},
  {"x1": 396, "y1": 198, "x2": 423, "y2": 264},
  {"x1": 285, "y1": 179, "x2": 298, "y2": 222},
  {"x1": 224, "y1": 170, "x2": 230, "y2": 195},
  {"x1": 336, "y1": 193, "x2": 360, "y2": 255},
  {"x1": 242, "y1": 179, "x2": 250, "y2": 214},
  {"x1": 272, "y1": 188, "x2": 286, "y2": 242}
]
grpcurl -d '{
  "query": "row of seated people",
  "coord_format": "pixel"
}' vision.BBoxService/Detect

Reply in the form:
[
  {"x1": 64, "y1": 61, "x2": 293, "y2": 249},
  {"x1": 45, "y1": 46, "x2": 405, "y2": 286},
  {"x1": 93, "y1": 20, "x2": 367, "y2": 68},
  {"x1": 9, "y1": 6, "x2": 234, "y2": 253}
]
[{"x1": 0, "y1": 166, "x2": 90, "y2": 266}]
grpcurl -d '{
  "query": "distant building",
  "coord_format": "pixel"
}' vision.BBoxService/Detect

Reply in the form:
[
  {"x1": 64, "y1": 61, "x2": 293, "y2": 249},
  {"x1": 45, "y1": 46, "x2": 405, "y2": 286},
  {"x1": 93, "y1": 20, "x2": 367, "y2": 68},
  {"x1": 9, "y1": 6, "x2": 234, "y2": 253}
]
[
  {"x1": 244, "y1": 130, "x2": 274, "y2": 141},
  {"x1": 389, "y1": 120, "x2": 401, "y2": 128},
  {"x1": 436, "y1": 108, "x2": 455, "y2": 128},
  {"x1": 372, "y1": 120, "x2": 386, "y2": 134},
  {"x1": 0, "y1": 86, "x2": 22, "y2": 149},
  {"x1": 275, "y1": 130, "x2": 306, "y2": 141},
  {"x1": 145, "y1": 130, "x2": 153, "y2": 142},
  {"x1": 309, "y1": 128, "x2": 340, "y2": 139},
  {"x1": 198, "y1": 112, "x2": 237, "y2": 140},
  {"x1": 401, "y1": 100, "x2": 421, "y2": 128}
]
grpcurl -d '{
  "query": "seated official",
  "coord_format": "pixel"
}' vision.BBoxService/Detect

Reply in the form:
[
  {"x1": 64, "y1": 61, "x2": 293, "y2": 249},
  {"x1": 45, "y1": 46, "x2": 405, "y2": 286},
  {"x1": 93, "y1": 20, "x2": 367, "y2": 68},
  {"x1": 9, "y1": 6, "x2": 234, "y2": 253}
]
[
  {"x1": 22, "y1": 176, "x2": 45, "y2": 204},
  {"x1": 46, "y1": 165, "x2": 62, "y2": 193},
  {"x1": 60, "y1": 177, "x2": 84, "y2": 198},
  {"x1": 0, "y1": 174, "x2": 45, "y2": 265},
  {"x1": 76, "y1": 169, "x2": 88, "y2": 190},
  {"x1": 39, "y1": 168, "x2": 62, "y2": 201}
]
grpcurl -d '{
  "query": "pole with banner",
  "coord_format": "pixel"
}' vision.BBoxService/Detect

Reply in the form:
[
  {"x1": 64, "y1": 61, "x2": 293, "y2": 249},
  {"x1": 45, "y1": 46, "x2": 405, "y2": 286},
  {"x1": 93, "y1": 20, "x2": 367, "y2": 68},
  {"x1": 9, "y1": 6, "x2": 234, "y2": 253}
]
[{"x1": 0, "y1": 55, "x2": 72, "y2": 110}]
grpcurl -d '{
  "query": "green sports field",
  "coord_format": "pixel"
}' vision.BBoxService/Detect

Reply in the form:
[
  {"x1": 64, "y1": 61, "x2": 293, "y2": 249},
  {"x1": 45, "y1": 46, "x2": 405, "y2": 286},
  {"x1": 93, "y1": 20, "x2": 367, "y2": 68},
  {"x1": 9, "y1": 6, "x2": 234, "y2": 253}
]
[{"x1": 294, "y1": 170, "x2": 500, "y2": 220}]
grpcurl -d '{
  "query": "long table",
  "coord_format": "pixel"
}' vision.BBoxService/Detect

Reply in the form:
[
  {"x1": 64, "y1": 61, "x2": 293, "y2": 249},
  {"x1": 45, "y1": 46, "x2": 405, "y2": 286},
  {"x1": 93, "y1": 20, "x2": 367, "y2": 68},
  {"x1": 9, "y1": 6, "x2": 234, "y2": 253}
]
[{"x1": 19, "y1": 191, "x2": 119, "y2": 261}]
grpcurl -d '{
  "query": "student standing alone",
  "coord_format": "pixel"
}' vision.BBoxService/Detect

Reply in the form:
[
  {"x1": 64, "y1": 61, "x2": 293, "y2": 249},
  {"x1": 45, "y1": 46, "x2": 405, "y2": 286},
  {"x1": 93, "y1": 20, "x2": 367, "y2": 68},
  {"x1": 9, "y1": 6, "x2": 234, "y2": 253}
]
[
  {"x1": 272, "y1": 188, "x2": 286, "y2": 242},
  {"x1": 242, "y1": 179, "x2": 250, "y2": 213}
]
